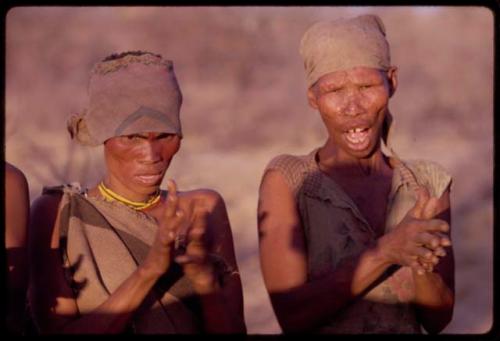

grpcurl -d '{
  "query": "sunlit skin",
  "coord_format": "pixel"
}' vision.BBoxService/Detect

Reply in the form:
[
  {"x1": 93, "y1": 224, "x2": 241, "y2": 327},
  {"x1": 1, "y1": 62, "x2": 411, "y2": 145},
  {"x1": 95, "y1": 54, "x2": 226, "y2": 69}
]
[
  {"x1": 307, "y1": 66, "x2": 397, "y2": 175},
  {"x1": 5, "y1": 162, "x2": 30, "y2": 335},
  {"x1": 100, "y1": 132, "x2": 181, "y2": 202},
  {"x1": 307, "y1": 67, "x2": 397, "y2": 239},
  {"x1": 258, "y1": 65, "x2": 454, "y2": 334},
  {"x1": 307, "y1": 66, "x2": 447, "y2": 270},
  {"x1": 28, "y1": 130, "x2": 246, "y2": 334}
]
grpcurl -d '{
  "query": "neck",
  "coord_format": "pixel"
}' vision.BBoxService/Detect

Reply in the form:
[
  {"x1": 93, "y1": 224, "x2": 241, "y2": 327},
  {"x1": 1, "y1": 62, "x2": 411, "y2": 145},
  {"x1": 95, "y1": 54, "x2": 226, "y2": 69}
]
[
  {"x1": 318, "y1": 140, "x2": 391, "y2": 178},
  {"x1": 98, "y1": 181, "x2": 161, "y2": 210}
]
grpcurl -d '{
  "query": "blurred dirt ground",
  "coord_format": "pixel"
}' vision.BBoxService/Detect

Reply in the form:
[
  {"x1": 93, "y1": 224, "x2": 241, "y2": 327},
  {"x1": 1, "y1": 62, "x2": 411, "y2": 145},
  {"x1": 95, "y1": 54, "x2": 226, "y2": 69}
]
[{"x1": 5, "y1": 6, "x2": 493, "y2": 334}]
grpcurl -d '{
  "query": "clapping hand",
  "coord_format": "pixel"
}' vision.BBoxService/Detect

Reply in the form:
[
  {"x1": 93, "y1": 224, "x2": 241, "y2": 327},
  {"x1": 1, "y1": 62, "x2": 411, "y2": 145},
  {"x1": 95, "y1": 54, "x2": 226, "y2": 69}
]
[
  {"x1": 142, "y1": 179, "x2": 186, "y2": 277},
  {"x1": 407, "y1": 186, "x2": 450, "y2": 274},
  {"x1": 380, "y1": 186, "x2": 451, "y2": 275},
  {"x1": 175, "y1": 210, "x2": 219, "y2": 295}
]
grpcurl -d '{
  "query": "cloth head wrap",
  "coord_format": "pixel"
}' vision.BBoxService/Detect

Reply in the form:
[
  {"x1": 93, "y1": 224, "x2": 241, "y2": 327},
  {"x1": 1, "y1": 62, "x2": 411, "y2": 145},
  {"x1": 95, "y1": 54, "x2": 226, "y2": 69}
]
[
  {"x1": 299, "y1": 14, "x2": 391, "y2": 88},
  {"x1": 68, "y1": 52, "x2": 183, "y2": 146},
  {"x1": 300, "y1": 14, "x2": 395, "y2": 151}
]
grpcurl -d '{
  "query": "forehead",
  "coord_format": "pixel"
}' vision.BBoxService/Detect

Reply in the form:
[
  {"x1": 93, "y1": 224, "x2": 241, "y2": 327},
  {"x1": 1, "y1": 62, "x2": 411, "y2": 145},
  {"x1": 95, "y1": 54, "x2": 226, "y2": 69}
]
[
  {"x1": 315, "y1": 66, "x2": 385, "y2": 87},
  {"x1": 105, "y1": 132, "x2": 170, "y2": 143}
]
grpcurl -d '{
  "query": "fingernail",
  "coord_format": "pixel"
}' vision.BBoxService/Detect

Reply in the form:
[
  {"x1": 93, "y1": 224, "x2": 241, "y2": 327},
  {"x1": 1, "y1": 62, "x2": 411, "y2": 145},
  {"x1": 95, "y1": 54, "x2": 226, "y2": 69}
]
[{"x1": 174, "y1": 255, "x2": 186, "y2": 263}]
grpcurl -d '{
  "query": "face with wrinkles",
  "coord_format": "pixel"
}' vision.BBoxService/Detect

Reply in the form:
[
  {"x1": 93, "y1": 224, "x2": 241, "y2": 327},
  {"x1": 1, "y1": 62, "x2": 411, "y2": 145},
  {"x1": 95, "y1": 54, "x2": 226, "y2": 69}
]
[
  {"x1": 308, "y1": 66, "x2": 397, "y2": 159},
  {"x1": 103, "y1": 132, "x2": 181, "y2": 201}
]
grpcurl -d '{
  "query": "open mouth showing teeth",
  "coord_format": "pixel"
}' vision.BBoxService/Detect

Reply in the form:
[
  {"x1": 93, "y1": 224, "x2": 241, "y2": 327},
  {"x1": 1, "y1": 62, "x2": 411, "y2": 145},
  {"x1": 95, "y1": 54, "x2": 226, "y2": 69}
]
[
  {"x1": 344, "y1": 127, "x2": 370, "y2": 147},
  {"x1": 347, "y1": 127, "x2": 369, "y2": 134}
]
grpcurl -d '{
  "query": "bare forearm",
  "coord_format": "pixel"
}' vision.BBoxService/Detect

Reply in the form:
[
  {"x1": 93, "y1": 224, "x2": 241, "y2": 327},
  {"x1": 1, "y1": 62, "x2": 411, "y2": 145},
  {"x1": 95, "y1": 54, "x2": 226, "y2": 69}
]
[
  {"x1": 271, "y1": 243, "x2": 390, "y2": 332},
  {"x1": 412, "y1": 270, "x2": 454, "y2": 334},
  {"x1": 55, "y1": 267, "x2": 159, "y2": 334},
  {"x1": 6, "y1": 289, "x2": 28, "y2": 335},
  {"x1": 199, "y1": 288, "x2": 246, "y2": 334}
]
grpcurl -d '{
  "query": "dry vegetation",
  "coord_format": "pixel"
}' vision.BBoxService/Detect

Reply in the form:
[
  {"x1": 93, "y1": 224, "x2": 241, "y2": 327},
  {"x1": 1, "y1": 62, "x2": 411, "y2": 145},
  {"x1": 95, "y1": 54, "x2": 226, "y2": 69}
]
[{"x1": 5, "y1": 6, "x2": 493, "y2": 334}]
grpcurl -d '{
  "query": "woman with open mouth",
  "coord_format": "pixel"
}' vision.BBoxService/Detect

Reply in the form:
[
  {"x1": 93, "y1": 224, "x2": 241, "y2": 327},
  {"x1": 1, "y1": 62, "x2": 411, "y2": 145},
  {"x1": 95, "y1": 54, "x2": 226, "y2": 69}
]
[{"x1": 257, "y1": 14, "x2": 454, "y2": 334}]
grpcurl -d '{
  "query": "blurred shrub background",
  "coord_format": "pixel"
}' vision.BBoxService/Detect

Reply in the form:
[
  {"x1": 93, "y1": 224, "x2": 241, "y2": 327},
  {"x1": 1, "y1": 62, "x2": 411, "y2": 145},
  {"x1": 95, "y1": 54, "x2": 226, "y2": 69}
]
[{"x1": 5, "y1": 6, "x2": 493, "y2": 334}]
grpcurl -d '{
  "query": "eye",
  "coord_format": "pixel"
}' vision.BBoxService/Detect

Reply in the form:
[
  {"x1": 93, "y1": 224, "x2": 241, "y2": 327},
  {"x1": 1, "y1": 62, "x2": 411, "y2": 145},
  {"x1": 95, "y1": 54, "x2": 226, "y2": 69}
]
[
  {"x1": 327, "y1": 86, "x2": 341, "y2": 93},
  {"x1": 126, "y1": 134, "x2": 144, "y2": 140},
  {"x1": 318, "y1": 86, "x2": 340, "y2": 96},
  {"x1": 360, "y1": 84, "x2": 372, "y2": 90},
  {"x1": 120, "y1": 134, "x2": 145, "y2": 143},
  {"x1": 156, "y1": 133, "x2": 175, "y2": 140}
]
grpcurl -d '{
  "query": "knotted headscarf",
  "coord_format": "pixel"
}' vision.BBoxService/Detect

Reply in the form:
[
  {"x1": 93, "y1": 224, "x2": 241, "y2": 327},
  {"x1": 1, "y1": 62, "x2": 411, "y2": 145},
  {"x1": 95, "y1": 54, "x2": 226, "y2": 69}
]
[{"x1": 68, "y1": 52, "x2": 183, "y2": 146}]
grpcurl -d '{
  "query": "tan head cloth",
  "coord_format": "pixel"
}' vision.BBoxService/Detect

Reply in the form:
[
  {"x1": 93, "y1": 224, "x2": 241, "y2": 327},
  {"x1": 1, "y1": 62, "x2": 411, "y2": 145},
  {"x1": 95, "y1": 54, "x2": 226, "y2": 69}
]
[
  {"x1": 68, "y1": 52, "x2": 183, "y2": 146},
  {"x1": 300, "y1": 14, "x2": 395, "y2": 150}
]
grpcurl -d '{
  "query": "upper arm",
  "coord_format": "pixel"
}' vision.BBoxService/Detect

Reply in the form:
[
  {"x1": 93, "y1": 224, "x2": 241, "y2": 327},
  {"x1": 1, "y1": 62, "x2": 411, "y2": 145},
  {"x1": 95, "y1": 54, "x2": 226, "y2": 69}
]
[
  {"x1": 5, "y1": 164, "x2": 30, "y2": 248},
  {"x1": 185, "y1": 189, "x2": 239, "y2": 270},
  {"x1": 190, "y1": 189, "x2": 246, "y2": 323},
  {"x1": 257, "y1": 169, "x2": 308, "y2": 293},
  {"x1": 5, "y1": 164, "x2": 30, "y2": 333},
  {"x1": 433, "y1": 186, "x2": 454, "y2": 294},
  {"x1": 28, "y1": 193, "x2": 80, "y2": 333}
]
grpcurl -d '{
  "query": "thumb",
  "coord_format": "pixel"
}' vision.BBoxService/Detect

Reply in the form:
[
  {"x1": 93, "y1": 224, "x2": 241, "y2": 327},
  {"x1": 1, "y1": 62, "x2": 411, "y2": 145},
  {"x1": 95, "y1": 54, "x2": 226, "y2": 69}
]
[{"x1": 407, "y1": 186, "x2": 430, "y2": 219}]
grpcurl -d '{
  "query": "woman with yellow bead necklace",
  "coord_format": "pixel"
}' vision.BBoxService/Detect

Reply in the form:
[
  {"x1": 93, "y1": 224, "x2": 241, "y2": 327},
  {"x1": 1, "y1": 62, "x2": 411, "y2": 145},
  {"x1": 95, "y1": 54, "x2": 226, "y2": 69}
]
[{"x1": 28, "y1": 51, "x2": 246, "y2": 334}]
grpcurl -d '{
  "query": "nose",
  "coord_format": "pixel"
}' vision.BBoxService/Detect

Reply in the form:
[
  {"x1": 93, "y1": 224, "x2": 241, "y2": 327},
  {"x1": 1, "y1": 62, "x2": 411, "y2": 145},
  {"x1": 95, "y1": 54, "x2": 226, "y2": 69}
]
[
  {"x1": 139, "y1": 141, "x2": 162, "y2": 164},
  {"x1": 342, "y1": 89, "x2": 365, "y2": 117}
]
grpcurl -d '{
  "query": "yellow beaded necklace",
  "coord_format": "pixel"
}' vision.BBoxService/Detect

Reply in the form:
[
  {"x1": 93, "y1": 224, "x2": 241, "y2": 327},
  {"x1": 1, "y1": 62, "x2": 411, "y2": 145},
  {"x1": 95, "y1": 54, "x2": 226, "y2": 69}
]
[{"x1": 98, "y1": 181, "x2": 161, "y2": 210}]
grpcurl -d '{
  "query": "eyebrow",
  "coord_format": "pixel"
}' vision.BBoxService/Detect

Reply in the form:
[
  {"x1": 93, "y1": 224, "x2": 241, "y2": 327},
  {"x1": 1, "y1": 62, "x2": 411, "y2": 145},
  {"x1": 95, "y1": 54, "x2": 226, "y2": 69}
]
[
  {"x1": 124, "y1": 132, "x2": 173, "y2": 139},
  {"x1": 124, "y1": 133, "x2": 147, "y2": 138},
  {"x1": 318, "y1": 75, "x2": 383, "y2": 90}
]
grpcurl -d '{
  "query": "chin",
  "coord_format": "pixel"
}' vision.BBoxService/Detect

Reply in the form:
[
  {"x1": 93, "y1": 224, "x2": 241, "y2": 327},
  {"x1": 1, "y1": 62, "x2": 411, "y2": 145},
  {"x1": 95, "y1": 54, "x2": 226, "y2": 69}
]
[
  {"x1": 131, "y1": 182, "x2": 162, "y2": 195},
  {"x1": 348, "y1": 143, "x2": 380, "y2": 159}
]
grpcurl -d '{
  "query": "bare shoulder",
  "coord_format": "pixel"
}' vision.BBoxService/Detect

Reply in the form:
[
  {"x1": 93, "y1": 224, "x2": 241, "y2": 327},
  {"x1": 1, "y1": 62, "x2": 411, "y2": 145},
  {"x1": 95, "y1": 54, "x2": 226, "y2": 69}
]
[
  {"x1": 5, "y1": 162, "x2": 28, "y2": 190},
  {"x1": 178, "y1": 189, "x2": 231, "y2": 249},
  {"x1": 259, "y1": 168, "x2": 295, "y2": 200},
  {"x1": 30, "y1": 192, "x2": 64, "y2": 236},
  {"x1": 31, "y1": 191, "x2": 63, "y2": 213},
  {"x1": 29, "y1": 191, "x2": 65, "y2": 251},
  {"x1": 5, "y1": 163, "x2": 30, "y2": 246},
  {"x1": 178, "y1": 188, "x2": 226, "y2": 213},
  {"x1": 261, "y1": 168, "x2": 287, "y2": 186}
]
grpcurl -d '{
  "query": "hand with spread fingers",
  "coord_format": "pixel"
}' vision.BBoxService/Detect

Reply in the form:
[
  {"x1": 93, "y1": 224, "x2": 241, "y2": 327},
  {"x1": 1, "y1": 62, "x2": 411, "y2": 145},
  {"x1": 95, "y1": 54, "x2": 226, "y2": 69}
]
[
  {"x1": 141, "y1": 179, "x2": 186, "y2": 277},
  {"x1": 379, "y1": 186, "x2": 451, "y2": 275}
]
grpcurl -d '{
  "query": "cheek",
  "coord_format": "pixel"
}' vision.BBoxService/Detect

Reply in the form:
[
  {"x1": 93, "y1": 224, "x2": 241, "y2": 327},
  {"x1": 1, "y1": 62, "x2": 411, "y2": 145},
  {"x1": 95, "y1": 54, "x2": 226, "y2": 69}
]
[
  {"x1": 160, "y1": 139, "x2": 180, "y2": 160},
  {"x1": 107, "y1": 147, "x2": 139, "y2": 164},
  {"x1": 317, "y1": 96, "x2": 343, "y2": 121},
  {"x1": 364, "y1": 88, "x2": 390, "y2": 111},
  {"x1": 104, "y1": 142, "x2": 142, "y2": 172}
]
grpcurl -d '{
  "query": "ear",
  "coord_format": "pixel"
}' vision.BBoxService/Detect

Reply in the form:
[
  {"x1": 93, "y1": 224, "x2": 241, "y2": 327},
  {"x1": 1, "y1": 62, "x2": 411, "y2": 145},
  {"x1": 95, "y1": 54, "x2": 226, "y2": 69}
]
[
  {"x1": 307, "y1": 87, "x2": 319, "y2": 110},
  {"x1": 387, "y1": 66, "x2": 398, "y2": 98},
  {"x1": 173, "y1": 136, "x2": 182, "y2": 154}
]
